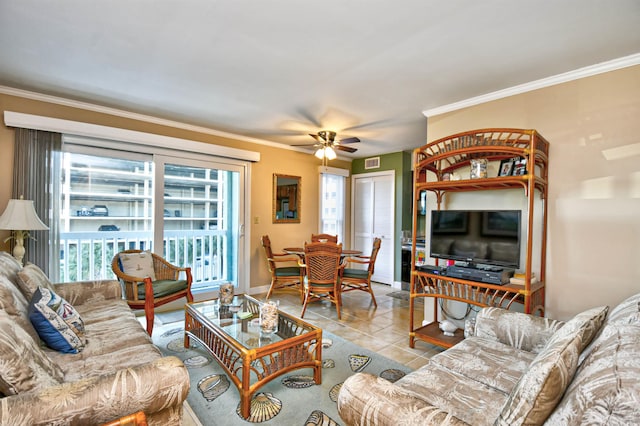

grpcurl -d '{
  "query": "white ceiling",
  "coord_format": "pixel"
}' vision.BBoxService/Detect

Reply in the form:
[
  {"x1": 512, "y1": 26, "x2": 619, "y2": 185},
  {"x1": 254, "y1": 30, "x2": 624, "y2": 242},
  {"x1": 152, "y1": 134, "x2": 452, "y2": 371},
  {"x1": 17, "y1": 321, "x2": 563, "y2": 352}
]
[{"x1": 1, "y1": 1, "x2": 639, "y2": 159}]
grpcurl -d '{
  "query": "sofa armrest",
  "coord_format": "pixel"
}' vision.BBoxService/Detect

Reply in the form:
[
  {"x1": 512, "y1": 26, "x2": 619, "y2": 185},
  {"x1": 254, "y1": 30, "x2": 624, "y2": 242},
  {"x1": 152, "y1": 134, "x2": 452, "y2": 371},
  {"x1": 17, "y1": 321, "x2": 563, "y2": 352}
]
[
  {"x1": 52, "y1": 279, "x2": 122, "y2": 305},
  {"x1": 0, "y1": 356, "x2": 189, "y2": 426},
  {"x1": 337, "y1": 373, "x2": 469, "y2": 426},
  {"x1": 473, "y1": 307, "x2": 565, "y2": 353}
]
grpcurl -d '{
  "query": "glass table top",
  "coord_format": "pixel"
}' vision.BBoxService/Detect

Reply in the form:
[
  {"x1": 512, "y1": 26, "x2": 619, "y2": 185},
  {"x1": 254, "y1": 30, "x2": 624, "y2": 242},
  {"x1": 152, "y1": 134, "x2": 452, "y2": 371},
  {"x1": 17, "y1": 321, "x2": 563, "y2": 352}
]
[{"x1": 188, "y1": 294, "x2": 316, "y2": 350}]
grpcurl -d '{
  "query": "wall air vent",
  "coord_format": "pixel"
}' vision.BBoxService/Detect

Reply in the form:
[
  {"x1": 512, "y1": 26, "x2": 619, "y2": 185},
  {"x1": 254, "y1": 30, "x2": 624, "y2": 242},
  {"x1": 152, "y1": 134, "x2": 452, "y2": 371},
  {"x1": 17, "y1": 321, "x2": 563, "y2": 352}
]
[{"x1": 364, "y1": 157, "x2": 380, "y2": 169}]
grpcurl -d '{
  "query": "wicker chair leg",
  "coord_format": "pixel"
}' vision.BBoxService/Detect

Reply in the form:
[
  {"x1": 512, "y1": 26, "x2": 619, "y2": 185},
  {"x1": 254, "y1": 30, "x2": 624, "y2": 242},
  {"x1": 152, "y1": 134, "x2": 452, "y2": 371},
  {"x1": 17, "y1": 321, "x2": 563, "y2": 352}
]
[
  {"x1": 186, "y1": 268, "x2": 194, "y2": 303},
  {"x1": 369, "y1": 287, "x2": 378, "y2": 307},
  {"x1": 266, "y1": 280, "x2": 275, "y2": 300},
  {"x1": 145, "y1": 308, "x2": 154, "y2": 337},
  {"x1": 299, "y1": 274, "x2": 305, "y2": 304},
  {"x1": 300, "y1": 287, "x2": 310, "y2": 318}
]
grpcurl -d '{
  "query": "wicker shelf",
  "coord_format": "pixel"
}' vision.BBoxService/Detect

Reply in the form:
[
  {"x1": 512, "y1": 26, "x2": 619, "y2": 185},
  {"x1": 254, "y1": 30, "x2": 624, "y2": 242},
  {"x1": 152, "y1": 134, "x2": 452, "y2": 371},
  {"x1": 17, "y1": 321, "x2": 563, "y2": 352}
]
[
  {"x1": 411, "y1": 321, "x2": 464, "y2": 349},
  {"x1": 409, "y1": 128, "x2": 549, "y2": 350}
]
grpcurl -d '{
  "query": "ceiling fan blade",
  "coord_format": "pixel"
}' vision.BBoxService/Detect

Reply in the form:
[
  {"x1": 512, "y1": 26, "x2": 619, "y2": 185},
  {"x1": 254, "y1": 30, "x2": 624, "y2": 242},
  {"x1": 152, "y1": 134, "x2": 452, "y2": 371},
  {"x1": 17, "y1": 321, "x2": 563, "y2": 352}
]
[
  {"x1": 338, "y1": 137, "x2": 360, "y2": 144},
  {"x1": 292, "y1": 143, "x2": 321, "y2": 147},
  {"x1": 309, "y1": 133, "x2": 323, "y2": 142},
  {"x1": 335, "y1": 145, "x2": 358, "y2": 153}
]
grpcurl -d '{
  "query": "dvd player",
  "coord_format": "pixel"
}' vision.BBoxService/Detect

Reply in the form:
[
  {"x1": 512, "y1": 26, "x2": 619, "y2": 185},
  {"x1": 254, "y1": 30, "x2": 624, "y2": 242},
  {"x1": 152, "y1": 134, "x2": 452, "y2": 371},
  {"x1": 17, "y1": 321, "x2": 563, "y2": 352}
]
[
  {"x1": 417, "y1": 264, "x2": 447, "y2": 275},
  {"x1": 445, "y1": 265, "x2": 514, "y2": 285}
]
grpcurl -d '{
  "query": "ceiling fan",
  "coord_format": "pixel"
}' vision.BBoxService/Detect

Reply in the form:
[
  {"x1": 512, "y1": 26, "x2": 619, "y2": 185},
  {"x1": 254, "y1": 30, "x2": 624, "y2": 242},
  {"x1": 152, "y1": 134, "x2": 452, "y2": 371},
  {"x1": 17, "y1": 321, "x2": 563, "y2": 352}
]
[{"x1": 294, "y1": 130, "x2": 360, "y2": 163}]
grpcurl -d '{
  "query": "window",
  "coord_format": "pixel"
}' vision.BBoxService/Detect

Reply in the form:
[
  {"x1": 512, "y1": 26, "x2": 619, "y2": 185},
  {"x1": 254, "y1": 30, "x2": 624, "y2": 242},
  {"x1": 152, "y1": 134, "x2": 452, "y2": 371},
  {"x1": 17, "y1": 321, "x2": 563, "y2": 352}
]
[
  {"x1": 57, "y1": 145, "x2": 246, "y2": 292},
  {"x1": 59, "y1": 152, "x2": 154, "y2": 282},
  {"x1": 319, "y1": 167, "x2": 349, "y2": 239}
]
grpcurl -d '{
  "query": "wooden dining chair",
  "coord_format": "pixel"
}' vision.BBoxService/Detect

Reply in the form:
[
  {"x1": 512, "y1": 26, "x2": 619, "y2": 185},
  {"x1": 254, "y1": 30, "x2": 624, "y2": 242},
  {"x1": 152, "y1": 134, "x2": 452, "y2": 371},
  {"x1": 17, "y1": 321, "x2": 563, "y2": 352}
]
[
  {"x1": 299, "y1": 241, "x2": 344, "y2": 319},
  {"x1": 311, "y1": 233, "x2": 338, "y2": 243},
  {"x1": 340, "y1": 237, "x2": 381, "y2": 307},
  {"x1": 111, "y1": 250, "x2": 193, "y2": 336},
  {"x1": 261, "y1": 235, "x2": 304, "y2": 302}
]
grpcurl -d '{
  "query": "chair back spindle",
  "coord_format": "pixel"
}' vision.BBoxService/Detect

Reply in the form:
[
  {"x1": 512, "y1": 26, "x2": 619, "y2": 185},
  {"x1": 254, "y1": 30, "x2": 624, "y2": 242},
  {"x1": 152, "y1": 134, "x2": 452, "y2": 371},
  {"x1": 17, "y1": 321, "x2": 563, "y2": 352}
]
[{"x1": 300, "y1": 241, "x2": 343, "y2": 319}]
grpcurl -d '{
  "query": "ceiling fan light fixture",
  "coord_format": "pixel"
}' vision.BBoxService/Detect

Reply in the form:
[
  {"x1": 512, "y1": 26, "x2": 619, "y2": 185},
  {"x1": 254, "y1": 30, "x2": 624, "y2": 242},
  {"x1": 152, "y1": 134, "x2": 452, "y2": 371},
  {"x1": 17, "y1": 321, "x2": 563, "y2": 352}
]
[
  {"x1": 318, "y1": 130, "x2": 336, "y2": 142},
  {"x1": 314, "y1": 146, "x2": 337, "y2": 162},
  {"x1": 325, "y1": 146, "x2": 337, "y2": 160}
]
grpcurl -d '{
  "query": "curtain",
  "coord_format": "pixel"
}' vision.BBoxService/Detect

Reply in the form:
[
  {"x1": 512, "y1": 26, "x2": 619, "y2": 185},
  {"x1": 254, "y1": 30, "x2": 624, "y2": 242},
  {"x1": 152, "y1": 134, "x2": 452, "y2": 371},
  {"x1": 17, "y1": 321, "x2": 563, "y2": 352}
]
[{"x1": 13, "y1": 128, "x2": 62, "y2": 276}]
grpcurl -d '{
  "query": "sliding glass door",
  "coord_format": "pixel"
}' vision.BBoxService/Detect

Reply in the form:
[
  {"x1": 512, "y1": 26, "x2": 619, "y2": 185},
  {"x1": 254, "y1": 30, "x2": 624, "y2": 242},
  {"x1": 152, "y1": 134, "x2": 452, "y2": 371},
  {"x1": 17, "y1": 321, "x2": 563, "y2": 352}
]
[{"x1": 156, "y1": 156, "x2": 243, "y2": 291}]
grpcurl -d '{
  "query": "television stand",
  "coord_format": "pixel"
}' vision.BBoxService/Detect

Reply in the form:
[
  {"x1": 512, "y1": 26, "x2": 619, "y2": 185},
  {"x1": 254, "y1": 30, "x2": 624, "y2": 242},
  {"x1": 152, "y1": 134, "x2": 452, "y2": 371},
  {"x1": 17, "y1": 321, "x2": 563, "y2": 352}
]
[
  {"x1": 409, "y1": 129, "x2": 549, "y2": 350},
  {"x1": 409, "y1": 272, "x2": 545, "y2": 349}
]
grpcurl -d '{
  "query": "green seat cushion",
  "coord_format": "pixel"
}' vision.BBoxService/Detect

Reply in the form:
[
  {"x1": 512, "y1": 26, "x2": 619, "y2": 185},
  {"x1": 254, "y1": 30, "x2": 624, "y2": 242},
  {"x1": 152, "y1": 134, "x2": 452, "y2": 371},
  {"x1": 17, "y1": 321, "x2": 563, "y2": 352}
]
[
  {"x1": 137, "y1": 279, "x2": 188, "y2": 299},
  {"x1": 275, "y1": 267, "x2": 301, "y2": 276},
  {"x1": 343, "y1": 268, "x2": 369, "y2": 279},
  {"x1": 305, "y1": 280, "x2": 335, "y2": 289}
]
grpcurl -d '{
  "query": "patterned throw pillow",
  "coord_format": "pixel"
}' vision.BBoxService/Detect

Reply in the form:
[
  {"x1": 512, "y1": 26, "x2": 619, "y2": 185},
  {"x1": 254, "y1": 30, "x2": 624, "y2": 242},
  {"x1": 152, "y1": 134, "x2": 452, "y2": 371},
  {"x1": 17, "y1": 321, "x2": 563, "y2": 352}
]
[
  {"x1": 495, "y1": 305, "x2": 609, "y2": 426},
  {"x1": 607, "y1": 292, "x2": 640, "y2": 325},
  {"x1": 0, "y1": 274, "x2": 41, "y2": 343},
  {"x1": 28, "y1": 286, "x2": 87, "y2": 354},
  {"x1": 0, "y1": 309, "x2": 64, "y2": 395},
  {"x1": 474, "y1": 306, "x2": 565, "y2": 353},
  {"x1": 16, "y1": 263, "x2": 55, "y2": 300},
  {"x1": 119, "y1": 251, "x2": 157, "y2": 280},
  {"x1": 0, "y1": 251, "x2": 23, "y2": 284}
]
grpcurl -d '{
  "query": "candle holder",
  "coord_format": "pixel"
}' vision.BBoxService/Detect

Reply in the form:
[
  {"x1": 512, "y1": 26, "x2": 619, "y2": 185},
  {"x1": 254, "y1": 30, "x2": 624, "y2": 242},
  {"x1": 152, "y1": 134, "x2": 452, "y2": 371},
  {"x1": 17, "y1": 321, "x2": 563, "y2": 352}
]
[
  {"x1": 219, "y1": 283, "x2": 234, "y2": 305},
  {"x1": 260, "y1": 300, "x2": 279, "y2": 335}
]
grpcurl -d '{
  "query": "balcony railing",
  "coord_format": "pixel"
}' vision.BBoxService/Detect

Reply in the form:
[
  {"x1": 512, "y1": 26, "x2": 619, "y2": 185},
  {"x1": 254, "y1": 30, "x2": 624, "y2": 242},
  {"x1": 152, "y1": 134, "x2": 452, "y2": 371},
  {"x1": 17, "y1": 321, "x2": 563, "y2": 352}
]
[{"x1": 60, "y1": 230, "x2": 226, "y2": 286}]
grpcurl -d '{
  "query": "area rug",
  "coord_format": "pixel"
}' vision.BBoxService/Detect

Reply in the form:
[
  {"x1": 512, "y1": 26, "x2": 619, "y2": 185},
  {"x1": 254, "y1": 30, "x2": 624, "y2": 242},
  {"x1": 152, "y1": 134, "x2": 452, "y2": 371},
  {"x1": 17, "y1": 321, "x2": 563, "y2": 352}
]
[
  {"x1": 154, "y1": 310, "x2": 185, "y2": 325},
  {"x1": 154, "y1": 326, "x2": 412, "y2": 425},
  {"x1": 386, "y1": 290, "x2": 423, "y2": 303}
]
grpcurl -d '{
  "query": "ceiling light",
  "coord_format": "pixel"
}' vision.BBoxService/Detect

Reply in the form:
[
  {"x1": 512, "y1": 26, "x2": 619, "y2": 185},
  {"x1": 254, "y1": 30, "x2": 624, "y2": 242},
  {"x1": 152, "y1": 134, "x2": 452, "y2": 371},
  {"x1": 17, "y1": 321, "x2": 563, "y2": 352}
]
[
  {"x1": 315, "y1": 148, "x2": 325, "y2": 159},
  {"x1": 325, "y1": 146, "x2": 337, "y2": 160}
]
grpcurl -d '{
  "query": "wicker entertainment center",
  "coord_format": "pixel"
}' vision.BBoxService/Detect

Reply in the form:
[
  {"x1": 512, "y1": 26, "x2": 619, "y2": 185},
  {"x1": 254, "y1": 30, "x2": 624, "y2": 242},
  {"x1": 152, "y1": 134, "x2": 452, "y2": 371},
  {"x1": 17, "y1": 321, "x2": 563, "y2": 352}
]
[{"x1": 409, "y1": 128, "x2": 549, "y2": 349}]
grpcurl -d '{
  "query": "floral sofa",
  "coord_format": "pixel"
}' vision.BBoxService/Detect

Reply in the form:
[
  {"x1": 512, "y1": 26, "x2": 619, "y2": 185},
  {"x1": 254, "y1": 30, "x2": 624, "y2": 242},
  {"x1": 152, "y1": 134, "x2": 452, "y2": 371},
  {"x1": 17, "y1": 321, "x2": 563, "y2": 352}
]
[
  {"x1": 338, "y1": 292, "x2": 640, "y2": 425},
  {"x1": 0, "y1": 252, "x2": 190, "y2": 425}
]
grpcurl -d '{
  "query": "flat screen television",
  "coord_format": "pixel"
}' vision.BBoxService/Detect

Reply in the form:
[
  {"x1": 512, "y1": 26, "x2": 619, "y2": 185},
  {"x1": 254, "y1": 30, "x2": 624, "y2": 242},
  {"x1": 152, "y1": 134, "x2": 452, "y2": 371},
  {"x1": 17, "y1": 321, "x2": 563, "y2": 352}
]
[{"x1": 430, "y1": 210, "x2": 521, "y2": 268}]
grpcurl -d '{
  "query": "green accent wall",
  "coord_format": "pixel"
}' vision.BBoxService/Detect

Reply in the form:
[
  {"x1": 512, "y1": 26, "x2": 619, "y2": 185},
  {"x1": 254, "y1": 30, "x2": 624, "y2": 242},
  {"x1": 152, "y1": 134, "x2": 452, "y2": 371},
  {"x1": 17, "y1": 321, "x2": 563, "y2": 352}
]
[{"x1": 352, "y1": 151, "x2": 414, "y2": 284}]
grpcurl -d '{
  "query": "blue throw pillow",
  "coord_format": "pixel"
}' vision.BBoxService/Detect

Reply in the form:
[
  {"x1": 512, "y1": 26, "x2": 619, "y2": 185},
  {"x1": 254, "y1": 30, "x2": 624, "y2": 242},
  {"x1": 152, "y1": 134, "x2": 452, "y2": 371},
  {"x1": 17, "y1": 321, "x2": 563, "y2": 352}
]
[{"x1": 28, "y1": 286, "x2": 86, "y2": 354}]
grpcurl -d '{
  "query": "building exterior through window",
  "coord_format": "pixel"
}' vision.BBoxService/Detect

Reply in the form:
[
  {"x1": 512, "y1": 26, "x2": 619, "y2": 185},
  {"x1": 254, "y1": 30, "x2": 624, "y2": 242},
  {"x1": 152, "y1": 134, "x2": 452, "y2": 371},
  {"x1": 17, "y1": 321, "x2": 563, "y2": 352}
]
[{"x1": 59, "y1": 151, "x2": 240, "y2": 291}]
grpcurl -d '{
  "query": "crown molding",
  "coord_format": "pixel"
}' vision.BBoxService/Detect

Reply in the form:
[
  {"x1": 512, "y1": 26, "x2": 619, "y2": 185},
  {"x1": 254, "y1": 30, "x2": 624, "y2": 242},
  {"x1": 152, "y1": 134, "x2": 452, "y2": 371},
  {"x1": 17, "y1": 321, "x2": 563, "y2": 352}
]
[{"x1": 423, "y1": 53, "x2": 640, "y2": 118}]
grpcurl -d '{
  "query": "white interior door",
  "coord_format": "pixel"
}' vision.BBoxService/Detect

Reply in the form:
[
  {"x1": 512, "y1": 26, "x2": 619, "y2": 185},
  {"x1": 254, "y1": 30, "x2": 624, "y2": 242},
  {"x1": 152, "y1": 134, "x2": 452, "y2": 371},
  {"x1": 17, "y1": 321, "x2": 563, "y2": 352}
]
[{"x1": 351, "y1": 171, "x2": 394, "y2": 284}]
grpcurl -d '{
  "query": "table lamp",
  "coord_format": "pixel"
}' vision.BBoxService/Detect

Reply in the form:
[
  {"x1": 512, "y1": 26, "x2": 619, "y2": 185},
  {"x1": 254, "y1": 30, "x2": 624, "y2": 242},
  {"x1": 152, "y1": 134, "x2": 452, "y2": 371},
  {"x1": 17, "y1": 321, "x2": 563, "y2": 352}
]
[{"x1": 0, "y1": 197, "x2": 49, "y2": 264}]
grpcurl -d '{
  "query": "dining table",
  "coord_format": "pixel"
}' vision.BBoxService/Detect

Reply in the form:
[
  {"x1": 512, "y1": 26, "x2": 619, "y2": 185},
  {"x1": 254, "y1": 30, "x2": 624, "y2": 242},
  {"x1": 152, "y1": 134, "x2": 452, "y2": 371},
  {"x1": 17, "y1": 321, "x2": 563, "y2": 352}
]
[{"x1": 283, "y1": 247, "x2": 363, "y2": 257}]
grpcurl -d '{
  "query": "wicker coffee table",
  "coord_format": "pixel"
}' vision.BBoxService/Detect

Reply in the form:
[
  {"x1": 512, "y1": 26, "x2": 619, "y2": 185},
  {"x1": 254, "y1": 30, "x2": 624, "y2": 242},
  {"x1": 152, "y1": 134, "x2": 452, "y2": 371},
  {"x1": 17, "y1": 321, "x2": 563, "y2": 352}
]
[{"x1": 184, "y1": 294, "x2": 322, "y2": 419}]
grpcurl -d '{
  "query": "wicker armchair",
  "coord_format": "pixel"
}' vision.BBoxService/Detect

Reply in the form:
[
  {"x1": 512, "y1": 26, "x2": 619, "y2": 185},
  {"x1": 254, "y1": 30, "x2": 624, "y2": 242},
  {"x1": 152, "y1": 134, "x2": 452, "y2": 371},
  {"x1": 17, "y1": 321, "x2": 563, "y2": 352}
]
[
  {"x1": 299, "y1": 241, "x2": 344, "y2": 319},
  {"x1": 261, "y1": 235, "x2": 304, "y2": 302},
  {"x1": 341, "y1": 237, "x2": 381, "y2": 307},
  {"x1": 111, "y1": 250, "x2": 193, "y2": 336},
  {"x1": 311, "y1": 233, "x2": 338, "y2": 243}
]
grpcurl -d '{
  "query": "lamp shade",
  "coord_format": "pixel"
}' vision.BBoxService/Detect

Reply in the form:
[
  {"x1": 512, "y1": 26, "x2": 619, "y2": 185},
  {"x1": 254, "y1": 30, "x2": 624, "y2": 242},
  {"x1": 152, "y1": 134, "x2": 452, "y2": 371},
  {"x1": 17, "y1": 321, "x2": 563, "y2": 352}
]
[
  {"x1": 314, "y1": 146, "x2": 337, "y2": 161},
  {"x1": 0, "y1": 199, "x2": 49, "y2": 231},
  {"x1": 325, "y1": 146, "x2": 337, "y2": 160}
]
